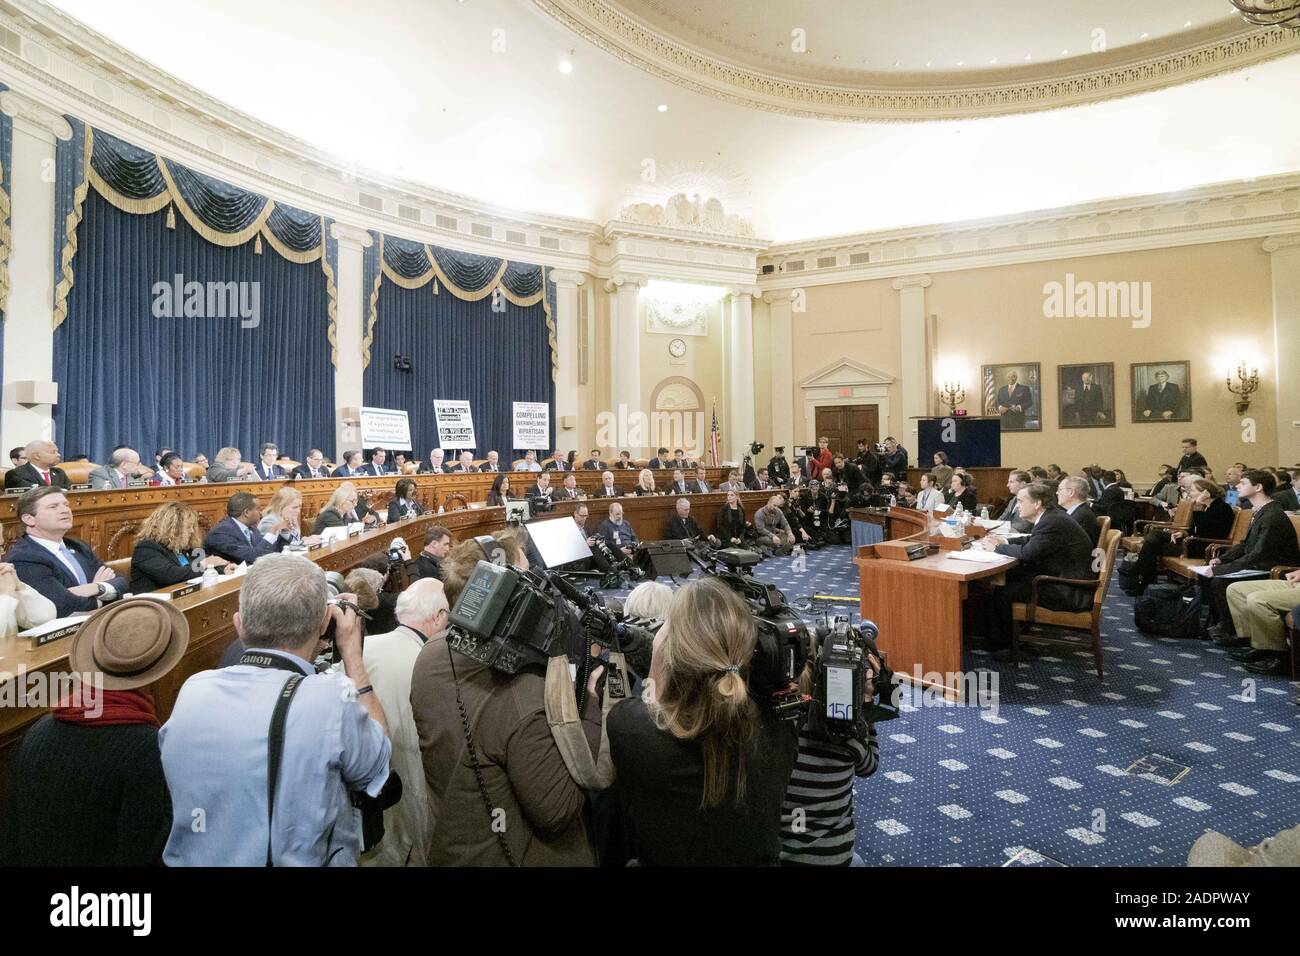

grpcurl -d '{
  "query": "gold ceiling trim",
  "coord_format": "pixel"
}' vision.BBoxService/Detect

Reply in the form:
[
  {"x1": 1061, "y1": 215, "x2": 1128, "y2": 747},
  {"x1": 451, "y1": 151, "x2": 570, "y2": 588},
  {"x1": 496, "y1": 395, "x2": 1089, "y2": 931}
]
[{"x1": 534, "y1": 0, "x2": 1300, "y2": 121}]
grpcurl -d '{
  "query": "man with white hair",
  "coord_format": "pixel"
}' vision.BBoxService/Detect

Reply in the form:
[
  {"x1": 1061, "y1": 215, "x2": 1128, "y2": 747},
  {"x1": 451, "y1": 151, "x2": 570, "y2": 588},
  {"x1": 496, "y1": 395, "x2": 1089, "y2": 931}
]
[
  {"x1": 666, "y1": 497, "x2": 717, "y2": 548},
  {"x1": 4, "y1": 440, "x2": 70, "y2": 489},
  {"x1": 592, "y1": 471, "x2": 621, "y2": 498},
  {"x1": 597, "y1": 501, "x2": 640, "y2": 559},
  {"x1": 479, "y1": 451, "x2": 500, "y2": 473},
  {"x1": 360, "y1": 577, "x2": 449, "y2": 867},
  {"x1": 419, "y1": 448, "x2": 447, "y2": 474},
  {"x1": 88, "y1": 446, "x2": 152, "y2": 490}
]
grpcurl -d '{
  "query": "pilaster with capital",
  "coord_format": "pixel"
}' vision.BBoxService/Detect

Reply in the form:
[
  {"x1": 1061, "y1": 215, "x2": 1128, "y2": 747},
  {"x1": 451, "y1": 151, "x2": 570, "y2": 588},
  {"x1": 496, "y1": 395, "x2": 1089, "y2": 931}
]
[
  {"x1": 328, "y1": 223, "x2": 373, "y2": 459},
  {"x1": 724, "y1": 288, "x2": 759, "y2": 462},
  {"x1": 1263, "y1": 236, "x2": 1300, "y2": 464},
  {"x1": 604, "y1": 274, "x2": 647, "y2": 431},
  {"x1": 892, "y1": 275, "x2": 933, "y2": 444},
  {"x1": 763, "y1": 289, "x2": 796, "y2": 450},
  {"x1": 550, "y1": 270, "x2": 587, "y2": 439}
]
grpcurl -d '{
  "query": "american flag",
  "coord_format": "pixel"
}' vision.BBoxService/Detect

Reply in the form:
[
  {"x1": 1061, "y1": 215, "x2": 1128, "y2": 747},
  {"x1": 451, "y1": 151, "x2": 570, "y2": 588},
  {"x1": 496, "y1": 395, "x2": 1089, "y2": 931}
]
[{"x1": 709, "y1": 403, "x2": 721, "y2": 467}]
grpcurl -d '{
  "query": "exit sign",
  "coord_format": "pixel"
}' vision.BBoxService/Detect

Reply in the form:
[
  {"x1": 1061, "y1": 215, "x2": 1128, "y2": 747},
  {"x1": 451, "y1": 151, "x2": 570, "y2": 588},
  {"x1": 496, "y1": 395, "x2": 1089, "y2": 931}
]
[{"x1": 838, "y1": 387, "x2": 852, "y2": 397}]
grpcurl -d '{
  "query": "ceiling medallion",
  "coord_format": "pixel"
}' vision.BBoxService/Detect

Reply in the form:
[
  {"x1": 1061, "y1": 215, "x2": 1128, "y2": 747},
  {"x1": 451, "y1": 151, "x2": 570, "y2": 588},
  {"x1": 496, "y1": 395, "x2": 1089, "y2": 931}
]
[{"x1": 535, "y1": 0, "x2": 1300, "y2": 120}]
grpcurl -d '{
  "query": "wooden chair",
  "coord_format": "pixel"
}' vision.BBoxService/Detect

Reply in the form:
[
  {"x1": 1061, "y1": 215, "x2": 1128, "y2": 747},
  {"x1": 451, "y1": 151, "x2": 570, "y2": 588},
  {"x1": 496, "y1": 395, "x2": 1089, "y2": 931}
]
[
  {"x1": 1161, "y1": 507, "x2": 1253, "y2": 580},
  {"x1": 444, "y1": 493, "x2": 469, "y2": 512},
  {"x1": 1095, "y1": 515, "x2": 1111, "y2": 547},
  {"x1": 1011, "y1": 528, "x2": 1120, "y2": 679},
  {"x1": 60, "y1": 460, "x2": 99, "y2": 485},
  {"x1": 1122, "y1": 498, "x2": 1192, "y2": 553},
  {"x1": 512, "y1": 459, "x2": 528, "y2": 471},
  {"x1": 183, "y1": 462, "x2": 207, "y2": 481},
  {"x1": 107, "y1": 557, "x2": 132, "y2": 582}
]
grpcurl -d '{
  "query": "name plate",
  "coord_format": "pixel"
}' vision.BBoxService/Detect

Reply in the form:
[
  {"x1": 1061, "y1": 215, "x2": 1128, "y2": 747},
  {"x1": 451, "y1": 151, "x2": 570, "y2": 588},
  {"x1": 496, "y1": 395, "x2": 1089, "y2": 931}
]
[
  {"x1": 172, "y1": 582, "x2": 201, "y2": 599},
  {"x1": 349, "y1": 529, "x2": 363, "y2": 538},
  {"x1": 71, "y1": 483, "x2": 91, "y2": 491},
  {"x1": 26, "y1": 620, "x2": 84, "y2": 649},
  {"x1": 308, "y1": 542, "x2": 324, "y2": 551}
]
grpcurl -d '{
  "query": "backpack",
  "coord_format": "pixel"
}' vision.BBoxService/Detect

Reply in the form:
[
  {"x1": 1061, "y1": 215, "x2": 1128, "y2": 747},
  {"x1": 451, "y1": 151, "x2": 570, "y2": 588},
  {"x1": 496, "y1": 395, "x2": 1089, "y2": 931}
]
[
  {"x1": 1134, "y1": 583, "x2": 1203, "y2": 639},
  {"x1": 1117, "y1": 554, "x2": 1143, "y2": 596}
]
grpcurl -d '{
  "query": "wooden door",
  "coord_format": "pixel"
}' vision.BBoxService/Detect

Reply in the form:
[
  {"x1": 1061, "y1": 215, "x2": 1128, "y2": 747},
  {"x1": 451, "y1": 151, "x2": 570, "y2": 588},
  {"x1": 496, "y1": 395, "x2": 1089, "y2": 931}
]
[{"x1": 814, "y1": 404, "x2": 879, "y2": 456}]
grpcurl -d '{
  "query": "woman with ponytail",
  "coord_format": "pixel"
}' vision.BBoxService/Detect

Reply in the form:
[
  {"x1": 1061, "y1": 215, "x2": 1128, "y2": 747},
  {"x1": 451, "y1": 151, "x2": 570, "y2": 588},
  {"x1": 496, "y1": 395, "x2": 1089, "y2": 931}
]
[{"x1": 606, "y1": 577, "x2": 798, "y2": 865}]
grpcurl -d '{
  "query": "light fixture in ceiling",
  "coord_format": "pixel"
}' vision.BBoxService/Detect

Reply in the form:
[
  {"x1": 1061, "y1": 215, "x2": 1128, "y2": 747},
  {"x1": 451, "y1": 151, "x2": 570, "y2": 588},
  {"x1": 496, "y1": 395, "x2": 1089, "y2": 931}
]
[
  {"x1": 657, "y1": 103, "x2": 668, "y2": 112},
  {"x1": 559, "y1": 59, "x2": 573, "y2": 74}
]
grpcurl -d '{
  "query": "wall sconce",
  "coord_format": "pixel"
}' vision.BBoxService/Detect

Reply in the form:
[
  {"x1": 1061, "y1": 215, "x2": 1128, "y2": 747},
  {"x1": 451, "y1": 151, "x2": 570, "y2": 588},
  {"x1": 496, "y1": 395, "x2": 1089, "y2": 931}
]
[
  {"x1": 1226, "y1": 361, "x2": 1259, "y2": 415},
  {"x1": 937, "y1": 380, "x2": 965, "y2": 416}
]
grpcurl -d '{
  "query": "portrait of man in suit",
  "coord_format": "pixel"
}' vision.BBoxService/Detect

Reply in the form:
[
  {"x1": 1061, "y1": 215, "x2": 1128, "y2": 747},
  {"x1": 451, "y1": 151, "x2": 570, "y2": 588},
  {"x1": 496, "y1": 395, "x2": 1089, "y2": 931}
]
[
  {"x1": 1059, "y1": 363, "x2": 1115, "y2": 428},
  {"x1": 1132, "y1": 361, "x2": 1191, "y2": 423},
  {"x1": 982, "y1": 363, "x2": 1040, "y2": 432}
]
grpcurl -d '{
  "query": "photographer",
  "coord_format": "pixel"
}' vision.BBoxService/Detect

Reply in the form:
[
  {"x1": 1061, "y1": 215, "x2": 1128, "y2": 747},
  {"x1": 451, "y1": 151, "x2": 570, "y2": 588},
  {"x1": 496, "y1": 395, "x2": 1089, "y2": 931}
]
[
  {"x1": 606, "y1": 578, "x2": 798, "y2": 866},
  {"x1": 780, "y1": 631, "x2": 880, "y2": 867},
  {"x1": 410, "y1": 529, "x2": 601, "y2": 865},
  {"x1": 160, "y1": 555, "x2": 391, "y2": 866}
]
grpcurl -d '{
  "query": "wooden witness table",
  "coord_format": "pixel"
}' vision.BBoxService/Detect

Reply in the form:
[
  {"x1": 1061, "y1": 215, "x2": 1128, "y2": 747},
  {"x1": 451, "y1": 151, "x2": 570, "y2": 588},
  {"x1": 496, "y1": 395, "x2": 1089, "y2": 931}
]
[
  {"x1": 851, "y1": 507, "x2": 1018, "y2": 700},
  {"x1": 0, "y1": 468, "x2": 760, "y2": 781}
]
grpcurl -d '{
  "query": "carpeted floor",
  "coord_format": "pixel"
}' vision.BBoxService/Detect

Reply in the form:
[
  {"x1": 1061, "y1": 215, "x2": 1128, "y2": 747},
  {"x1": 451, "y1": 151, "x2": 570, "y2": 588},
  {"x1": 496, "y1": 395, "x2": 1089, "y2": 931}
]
[{"x1": 603, "y1": 543, "x2": 1300, "y2": 867}]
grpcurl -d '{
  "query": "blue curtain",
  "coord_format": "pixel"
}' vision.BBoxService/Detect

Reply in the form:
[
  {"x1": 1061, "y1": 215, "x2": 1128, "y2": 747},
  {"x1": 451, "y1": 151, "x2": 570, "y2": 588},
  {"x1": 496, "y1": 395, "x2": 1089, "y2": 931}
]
[
  {"x1": 53, "y1": 189, "x2": 334, "y2": 463},
  {"x1": 363, "y1": 282, "x2": 554, "y2": 456},
  {"x1": 0, "y1": 81, "x2": 10, "y2": 382}
]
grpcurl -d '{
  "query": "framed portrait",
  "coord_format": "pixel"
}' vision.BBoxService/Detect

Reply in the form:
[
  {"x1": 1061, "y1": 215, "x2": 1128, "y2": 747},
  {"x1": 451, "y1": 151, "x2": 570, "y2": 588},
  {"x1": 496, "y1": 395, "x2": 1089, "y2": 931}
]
[
  {"x1": 1131, "y1": 361, "x2": 1191, "y2": 423},
  {"x1": 1058, "y1": 362, "x2": 1115, "y2": 428},
  {"x1": 981, "y1": 362, "x2": 1041, "y2": 432}
]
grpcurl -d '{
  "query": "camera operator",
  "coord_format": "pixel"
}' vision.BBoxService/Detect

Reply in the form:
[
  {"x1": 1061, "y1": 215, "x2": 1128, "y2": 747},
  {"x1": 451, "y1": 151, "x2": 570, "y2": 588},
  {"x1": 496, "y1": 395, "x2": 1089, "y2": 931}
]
[
  {"x1": 410, "y1": 529, "x2": 602, "y2": 865},
  {"x1": 855, "y1": 439, "x2": 882, "y2": 487},
  {"x1": 160, "y1": 555, "x2": 391, "y2": 866},
  {"x1": 606, "y1": 578, "x2": 799, "y2": 866},
  {"x1": 781, "y1": 490, "x2": 815, "y2": 548},
  {"x1": 780, "y1": 632, "x2": 881, "y2": 867},
  {"x1": 767, "y1": 446, "x2": 790, "y2": 487},
  {"x1": 597, "y1": 501, "x2": 641, "y2": 560},
  {"x1": 880, "y1": 437, "x2": 909, "y2": 477}
]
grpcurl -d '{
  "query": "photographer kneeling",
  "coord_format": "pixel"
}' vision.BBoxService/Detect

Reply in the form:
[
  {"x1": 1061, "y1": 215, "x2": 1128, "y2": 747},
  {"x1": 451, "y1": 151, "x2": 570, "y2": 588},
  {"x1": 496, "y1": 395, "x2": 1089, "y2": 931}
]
[
  {"x1": 606, "y1": 577, "x2": 798, "y2": 866},
  {"x1": 410, "y1": 529, "x2": 603, "y2": 865}
]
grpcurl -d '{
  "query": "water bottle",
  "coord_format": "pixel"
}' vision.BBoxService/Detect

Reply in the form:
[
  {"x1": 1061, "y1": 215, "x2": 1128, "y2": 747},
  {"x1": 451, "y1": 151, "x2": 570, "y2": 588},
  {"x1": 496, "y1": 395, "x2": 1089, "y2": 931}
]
[
  {"x1": 980, "y1": 505, "x2": 989, "y2": 521},
  {"x1": 201, "y1": 566, "x2": 219, "y2": 589}
]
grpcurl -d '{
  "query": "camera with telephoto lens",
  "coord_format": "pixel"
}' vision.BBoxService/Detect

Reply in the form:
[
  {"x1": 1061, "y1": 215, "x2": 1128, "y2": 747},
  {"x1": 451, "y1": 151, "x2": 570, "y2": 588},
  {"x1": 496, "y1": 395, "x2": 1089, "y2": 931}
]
[
  {"x1": 445, "y1": 560, "x2": 578, "y2": 676},
  {"x1": 808, "y1": 617, "x2": 897, "y2": 741},
  {"x1": 749, "y1": 441, "x2": 765, "y2": 456},
  {"x1": 688, "y1": 548, "x2": 810, "y2": 724},
  {"x1": 387, "y1": 536, "x2": 408, "y2": 566},
  {"x1": 316, "y1": 570, "x2": 370, "y2": 669}
]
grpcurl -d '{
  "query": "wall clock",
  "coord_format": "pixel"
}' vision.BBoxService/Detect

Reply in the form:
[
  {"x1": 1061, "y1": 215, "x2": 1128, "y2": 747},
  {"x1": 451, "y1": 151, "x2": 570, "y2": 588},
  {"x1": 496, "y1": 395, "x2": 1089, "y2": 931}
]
[{"x1": 669, "y1": 337, "x2": 687, "y2": 358}]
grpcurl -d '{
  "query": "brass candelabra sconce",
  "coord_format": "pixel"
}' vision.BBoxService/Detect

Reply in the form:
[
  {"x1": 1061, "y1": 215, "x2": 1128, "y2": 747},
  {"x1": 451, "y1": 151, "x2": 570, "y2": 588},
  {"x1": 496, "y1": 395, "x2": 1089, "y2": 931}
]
[
  {"x1": 1226, "y1": 362, "x2": 1259, "y2": 415},
  {"x1": 938, "y1": 380, "x2": 965, "y2": 416}
]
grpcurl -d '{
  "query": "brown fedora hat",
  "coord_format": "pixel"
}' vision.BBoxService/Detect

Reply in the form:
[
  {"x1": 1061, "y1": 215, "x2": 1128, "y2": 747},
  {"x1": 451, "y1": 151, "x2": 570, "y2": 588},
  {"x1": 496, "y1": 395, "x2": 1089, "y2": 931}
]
[{"x1": 68, "y1": 598, "x2": 189, "y2": 691}]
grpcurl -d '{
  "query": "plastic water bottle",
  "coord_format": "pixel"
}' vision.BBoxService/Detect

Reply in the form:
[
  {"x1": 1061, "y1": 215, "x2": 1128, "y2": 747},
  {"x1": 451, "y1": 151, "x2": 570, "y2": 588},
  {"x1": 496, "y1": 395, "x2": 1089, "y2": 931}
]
[
  {"x1": 201, "y1": 566, "x2": 219, "y2": 589},
  {"x1": 980, "y1": 505, "x2": 990, "y2": 521}
]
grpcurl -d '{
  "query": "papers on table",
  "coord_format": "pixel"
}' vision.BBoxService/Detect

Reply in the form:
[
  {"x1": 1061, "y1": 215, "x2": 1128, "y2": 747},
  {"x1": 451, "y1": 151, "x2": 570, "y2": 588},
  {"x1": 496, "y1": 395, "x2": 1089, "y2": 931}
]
[
  {"x1": 19, "y1": 614, "x2": 91, "y2": 639},
  {"x1": 320, "y1": 526, "x2": 348, "y2": 544},
  {"x1": 1186, "y1": 565, "x2": 1267, "y2": 580},
  {"x1": 945, "y1": 549, "x2": 1010, "y2": 565},
  {"x1": 975, "y1": 518, "x2": 1010, "y2": 532}
]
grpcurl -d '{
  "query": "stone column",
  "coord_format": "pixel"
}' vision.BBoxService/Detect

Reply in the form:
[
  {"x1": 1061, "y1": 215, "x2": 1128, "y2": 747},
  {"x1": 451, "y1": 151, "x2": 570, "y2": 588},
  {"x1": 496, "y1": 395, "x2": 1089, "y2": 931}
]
[
  {"x1": 764, "y1": 289, "x2": 795, "y2": 451},
  {"x1": 725, "y1": 286, "x2": 758, "y2": 463},
  {"x1": 330, "y1": 222, "x2": 371, "y2": 460},
  {"x1": 1, "y1": 91, "x2": 71, "y2": 450},
  {"x1": 1263, "y1": 235, "x2": 1300, "y2": 465},
  {"x1": 550, "y1": 270, "x2": 585, "y2": 450},
  {"x1": 892, "y1": 274, "x2": 933, "y2": 450},
  {"x1": 604, "y1": 273, "x2": 647, "y2": 450}
]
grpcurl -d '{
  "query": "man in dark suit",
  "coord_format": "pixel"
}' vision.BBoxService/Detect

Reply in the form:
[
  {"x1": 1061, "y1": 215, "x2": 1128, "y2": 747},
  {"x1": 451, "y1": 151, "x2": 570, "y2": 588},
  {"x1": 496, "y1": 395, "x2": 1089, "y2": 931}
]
[
  {"x1": 1203, "y1": 471, "x2": 1300, "y2": 647},
  {"x1": 4, "y1": 440, "x2": 71, "y2": 490},
  {"x1": 995, "y1": 372, "x2": 1033, "y2": 431},
  {"x1": 668, "y1": 469, "x2": 690, "y2": 496},
  {"x1": 202, "y1": 492, "x2": 286, "y2": 565},
  {"x1": 418, "y1": 448, "x2": 447, "y2": 474},
  {"x1": 1092, "y1": 470, "x2": 1127, "y2": 515},
  {"x1": 333, "y1": 451, "x2": 365, "y2": 477},
  {"x1": 690, "y1": 467, "x2": 710, "y2": 494},
  {"x1": 976, "y1": 482, "x2": 1095, "y2": 655},
  {"x1": 412, "y1": 525, "x2": 451, "y2": 581},
  {"x1": 364, "y1": 447, "x2": 393, "y2": 476},
  {"x1": 89, "y1": 446, "x2": 152, "y2": 490},
  {"x1": 1056, "y1": 476, "x2": 1102, "y2": 547},
  {"x1": 648, "y1": 447, "x2": 671, "y2": 471},
  {"x1": 748, "y1": 468, "x2": 773, "y2": 492},
  {"x1": 1141, "y1": 370, "x2": 1183, "y2": 420},
  {"x1": 451, "y1": 451, "x2": 478, "y2": 474},
  {"x1": 1272, "y1": 470, "x2": 1300, "y2": 511},
  {"x1": 525, "y1": 472, "x2": 555, "y2": 511},
  {"x1": 478, "y1": 451, "x2": 501, "y2": 473},
  {"x1": 666, "y1": 497, "x2": 718, "y2": 548},
  {"x1": 542, "y1": 450, "x2": 568, "y2": 472},
  {"x1": 292, "y1": 449, "x2": 329, "y2": 480},
  {"x1": 581, "y1": 449, "x2": 605, "y2": 471},
  {"x1": 1071, "y1": 370, "x2": 1107, "y2": 424},
  {"x1": 1176, "y1": 438, "x2": 1207, "y2": 473},
  {"x1": 767, "y1": 448, "x2": 790, "y2": 487},
  {"x1": 675, "y1": 449, "x2": 696, "y2": 470},
  {"x1": 254, "y1": 443, "x2": 287, "y2": 482},
  {"x1": 554, "y1": 473, "x2": 584, "y2": 501},
  {"x1": 5, "y1": 487, "x2": 128, "y2": 617},
  {"x1": 997, "y1": 470, "x2": 1034, "y2": 533},
  {"x1": 592, "y1": 471, "x2": 621, "y2": 498}
]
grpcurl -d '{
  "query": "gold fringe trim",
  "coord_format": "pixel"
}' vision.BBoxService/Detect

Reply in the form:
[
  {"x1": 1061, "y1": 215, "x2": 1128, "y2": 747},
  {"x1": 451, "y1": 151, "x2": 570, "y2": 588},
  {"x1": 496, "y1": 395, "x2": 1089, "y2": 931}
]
[
  {"x1": 52, "y1": 126, "x2": 93, "y2": 331},
  {"x1": 253, "y1": 233, "x2": 263, "y2": 254},
  {"x1": 361, "y1": 233, "x2": 384, "y2": 370},
  {"x1": 320, "y1": 216, "x2": 340, "y2": 369},
  {"x1": 380, "y1": 257, "x2": 437, "y2": 290},
  {"x1": 0, "y1": 176, "x2": 10, "y2": 318},
  {"x1": 258, "y1": 223, "x2": 322, "y2": 264},
  {"x1": 165, "y1": 203, "x2": 175, "y2": 229},
  {"x1": 157, "y1": 159, "x2": 272, "y2": 248},
  {"x1": 542, "y1": 272, "x2": 557, "y2": 384},
  {"x1": 428, "y1": 253, "x2": 507, "y2": 303}
]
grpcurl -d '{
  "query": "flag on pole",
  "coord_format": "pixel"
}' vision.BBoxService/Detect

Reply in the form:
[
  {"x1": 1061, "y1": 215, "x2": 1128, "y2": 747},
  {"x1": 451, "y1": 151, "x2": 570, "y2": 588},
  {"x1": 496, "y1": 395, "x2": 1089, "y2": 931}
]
[{"x1": 709, "y1": 401, "x2": 721, "y2": 467}]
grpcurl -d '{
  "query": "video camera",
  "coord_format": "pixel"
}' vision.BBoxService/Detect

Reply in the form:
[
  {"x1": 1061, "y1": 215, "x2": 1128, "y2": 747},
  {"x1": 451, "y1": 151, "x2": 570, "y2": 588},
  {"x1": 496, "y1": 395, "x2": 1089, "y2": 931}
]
[
  {"x1": 689, "y1": 548, "x2": 810, "y2": 724},
  {"x1": 445, "y1": 559, "x2": 577, "y2": 676},
  {"x1": 809, "y1": 617, "x2": 897, "y2": 740}
]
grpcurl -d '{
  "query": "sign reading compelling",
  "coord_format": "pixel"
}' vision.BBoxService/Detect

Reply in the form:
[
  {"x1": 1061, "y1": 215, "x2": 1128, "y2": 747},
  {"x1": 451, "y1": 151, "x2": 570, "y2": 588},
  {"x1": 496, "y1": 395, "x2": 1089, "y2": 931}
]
[
  {"x1": 513, "y1": 401, "x2": 550, "y2": 450},
  {"x1": 360, "y1": 407, "x2": 412, "y2": 449},
  {"x1": 434, "y1": 400, "x2": 477, "y2": 449}
]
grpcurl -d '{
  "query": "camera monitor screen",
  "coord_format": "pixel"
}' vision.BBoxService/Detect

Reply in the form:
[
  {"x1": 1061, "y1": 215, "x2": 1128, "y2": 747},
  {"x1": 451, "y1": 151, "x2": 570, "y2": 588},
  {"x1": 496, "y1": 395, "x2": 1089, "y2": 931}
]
[{"x1": 525, "y1": 515, "x2": 593, "y2": 569}]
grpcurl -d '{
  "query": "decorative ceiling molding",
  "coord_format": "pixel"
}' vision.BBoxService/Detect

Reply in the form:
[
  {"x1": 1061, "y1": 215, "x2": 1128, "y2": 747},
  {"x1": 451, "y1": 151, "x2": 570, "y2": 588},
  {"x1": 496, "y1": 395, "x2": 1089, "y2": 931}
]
[
  {"x1": 758, "y1": 172, "x2": 1300, "y2": 289},
  {"x1": 616, "y1": 193, "x2": 755, "y2": 238},
  {"x1": 535, "y1": 0, "x2": 1300, "y2": 121}
]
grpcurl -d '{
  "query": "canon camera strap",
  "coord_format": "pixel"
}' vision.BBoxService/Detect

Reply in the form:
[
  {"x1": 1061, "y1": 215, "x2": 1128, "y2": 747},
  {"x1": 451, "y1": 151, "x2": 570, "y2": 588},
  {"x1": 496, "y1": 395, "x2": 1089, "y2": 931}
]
[{"x1": 240, "y1": 651, "x2": 309, "y2": 867}]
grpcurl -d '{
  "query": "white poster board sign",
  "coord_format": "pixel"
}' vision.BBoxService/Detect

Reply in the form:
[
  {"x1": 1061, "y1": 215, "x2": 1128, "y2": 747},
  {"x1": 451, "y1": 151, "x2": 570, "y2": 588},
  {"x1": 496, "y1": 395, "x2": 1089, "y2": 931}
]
[
  {"x1": 513, "y1": 401, "x2": 550, "y2": 450},
  {"x1": 360, "y1": 407, "x2": 412, "y2": 449},
  {"x1": 434, "y1": 400, "x2": 477, "y2": 449}
]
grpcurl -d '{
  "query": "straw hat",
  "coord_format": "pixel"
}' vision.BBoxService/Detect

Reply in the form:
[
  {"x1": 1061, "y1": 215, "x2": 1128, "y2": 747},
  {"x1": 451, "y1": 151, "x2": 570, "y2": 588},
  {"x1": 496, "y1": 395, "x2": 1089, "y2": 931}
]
[{"x1": 68, "y1": 597, "x2": 190, "y2": 691}]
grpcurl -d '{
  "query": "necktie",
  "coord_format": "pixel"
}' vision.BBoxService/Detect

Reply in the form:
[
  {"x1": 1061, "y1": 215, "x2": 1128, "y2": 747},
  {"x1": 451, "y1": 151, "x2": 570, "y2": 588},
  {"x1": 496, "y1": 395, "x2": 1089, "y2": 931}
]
[
  {"x1": 59, "y1": 544, "x2": 88, "y2": 585},
  {"x1": 242, "y1": 524, "x2": 253, "y2": 545},
  {"x1": 40, "y1": 471, "x2": 50, "y2": 486}
]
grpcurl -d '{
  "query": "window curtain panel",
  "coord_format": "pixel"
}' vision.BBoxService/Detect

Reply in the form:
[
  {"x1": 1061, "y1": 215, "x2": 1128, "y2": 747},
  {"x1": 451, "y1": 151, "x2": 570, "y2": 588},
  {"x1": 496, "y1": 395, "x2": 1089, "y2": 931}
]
[
  {"x1": 53, "y1": 189, "x2": 334, "y2": 464},
  {"x1": 363, "y1": 276, "x2": 555, "y2": 458}
]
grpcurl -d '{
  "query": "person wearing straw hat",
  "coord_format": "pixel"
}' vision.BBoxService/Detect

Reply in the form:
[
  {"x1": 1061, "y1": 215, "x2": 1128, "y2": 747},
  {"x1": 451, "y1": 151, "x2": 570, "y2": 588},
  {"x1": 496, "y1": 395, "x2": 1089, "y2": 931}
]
[{"x1": 0, "y1": 598, "x2": 188, "y2": 866}]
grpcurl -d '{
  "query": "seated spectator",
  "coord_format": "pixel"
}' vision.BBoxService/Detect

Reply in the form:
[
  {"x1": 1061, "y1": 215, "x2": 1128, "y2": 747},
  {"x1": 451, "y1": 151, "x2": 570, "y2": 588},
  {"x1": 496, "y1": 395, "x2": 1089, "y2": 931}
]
[
  {"x1": 606, "y1": 578, "x2": 799, "y2": 865},
  {"x1": 753, "y1": 495, "x2": 795, "y2": 551},
  {"x1": 620, "y1": 580, "x2": 671, "y2": 624},
  {"x1": 1133, "y1": 479, "x2": 1233, "y2": 592},
  {"x1": 1224, "y1": 569, "x2": 1300, "y2": 676},
  {"x1": 666, "y1": 497, "x2": 717, "y2": 548},
  {"x1": 946, "y1": 472, "x2": 977, "y2": 511},
  {"x1": 1, "y1": 599, "x2": 188, "y2": 865},
  {"x1": 204, "y1": 492, "x2": 287, "y2": 565},
  {"x1": 597, "y1": 502, "x2": 640, "y2": 560},
  {"x1": 914, "y1": 473, "x2": 945, "y2": 512},
  {"x1": 1056, "y1": 476, "x2": 1102, "y2": 547},
  {"x1": 131, "y1": 501, "x2": 232, "y2": 592},
  {"x1": 6, "y1": 487, "x2": 127, "y2": 616}
]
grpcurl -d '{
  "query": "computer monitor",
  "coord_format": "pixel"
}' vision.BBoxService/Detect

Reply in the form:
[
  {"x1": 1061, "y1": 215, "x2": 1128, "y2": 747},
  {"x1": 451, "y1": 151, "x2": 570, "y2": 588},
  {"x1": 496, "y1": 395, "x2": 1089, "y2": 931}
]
[
  {"x1": 504, "y1": 499, "x2": 530, "y2": 523},
  {"x1": 525, "y1": 515, "x2": 593, "y2": 569}
]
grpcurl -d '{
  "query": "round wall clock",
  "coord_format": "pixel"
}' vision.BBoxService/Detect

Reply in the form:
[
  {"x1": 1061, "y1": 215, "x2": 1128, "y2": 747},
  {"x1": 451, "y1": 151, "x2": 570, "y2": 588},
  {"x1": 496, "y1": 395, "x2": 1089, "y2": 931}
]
[{"x1": 669, "y1": 337, "x2": 687, "y2": 358}]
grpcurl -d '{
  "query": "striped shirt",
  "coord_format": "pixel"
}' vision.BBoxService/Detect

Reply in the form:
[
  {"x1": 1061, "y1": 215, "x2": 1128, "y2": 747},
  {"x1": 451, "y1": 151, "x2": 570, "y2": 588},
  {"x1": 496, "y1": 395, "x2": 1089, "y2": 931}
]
[{"x1": 779, "y1": 723, "x2": 879, "y2": 866}]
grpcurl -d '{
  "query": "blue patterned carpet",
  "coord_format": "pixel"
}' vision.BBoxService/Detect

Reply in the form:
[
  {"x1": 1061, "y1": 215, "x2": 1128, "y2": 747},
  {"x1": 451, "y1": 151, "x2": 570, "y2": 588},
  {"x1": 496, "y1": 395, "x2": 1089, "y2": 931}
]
[{"x1": 606, "y1": 543, "x2": 1300, "y2": 867}]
